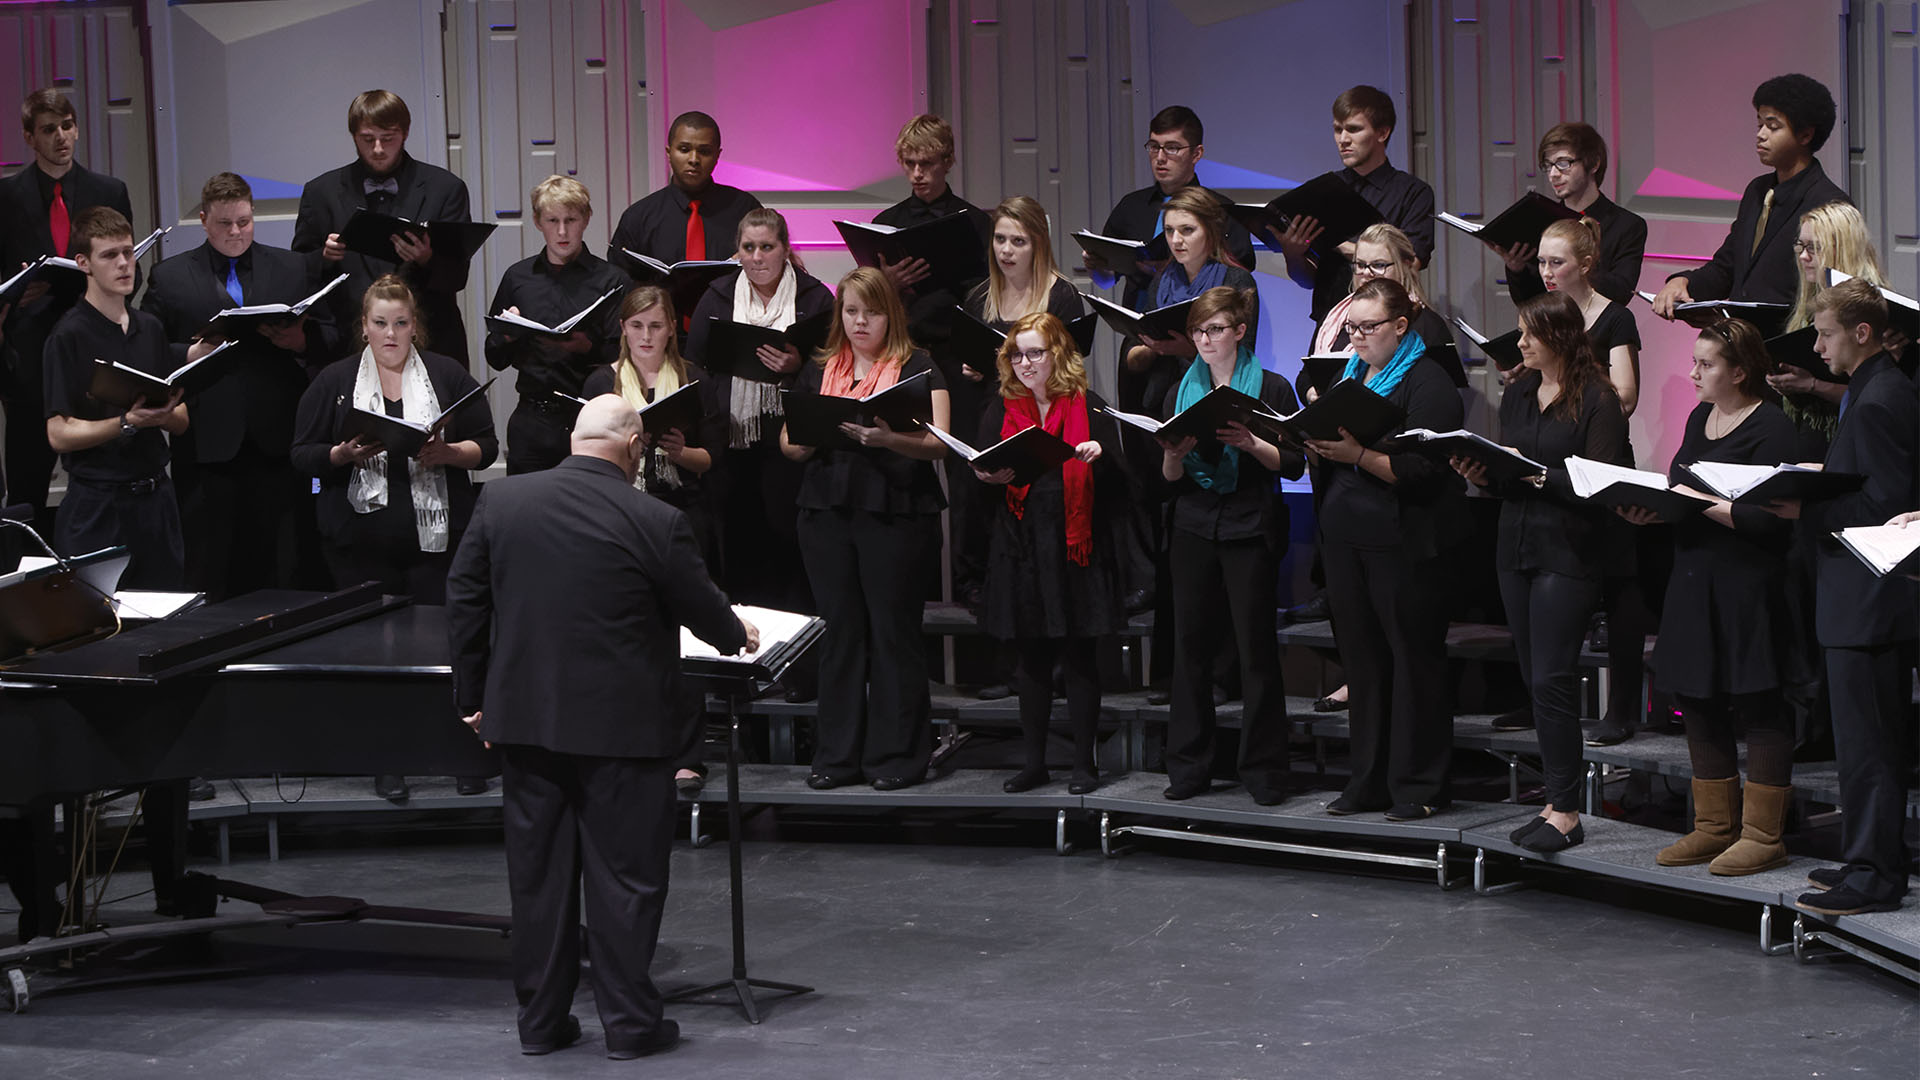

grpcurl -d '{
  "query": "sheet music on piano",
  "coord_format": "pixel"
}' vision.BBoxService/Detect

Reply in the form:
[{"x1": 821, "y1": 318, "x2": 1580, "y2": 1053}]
[{"x1": 680, "y1": 605, "x2": 824, "y2": 683}]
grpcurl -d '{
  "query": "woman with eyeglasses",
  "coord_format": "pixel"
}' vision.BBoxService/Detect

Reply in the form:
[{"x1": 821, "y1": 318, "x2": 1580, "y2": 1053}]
[
  {"x1": 1450, "y1": 292, "x2": 1627, "y2": 852},
  {"x1": 1307, "y1": 223, "x2": 1465, "y2": 393},
  {"x1": 973, "y1": 313, "x2": 1122, "y2": 794},
  {"x1": 1120, "y1": 187, "x2": 1257, "y2": 422},
  {"x1": 1303, "y1": 278, "x2": 1469, "y2": 819},
  {"x1": 1614, "y1": 318, "x2": 1801, "y2": 875},
  {"x1": 1155, "y1": 286, "x2": 1303, "y2": 804}
]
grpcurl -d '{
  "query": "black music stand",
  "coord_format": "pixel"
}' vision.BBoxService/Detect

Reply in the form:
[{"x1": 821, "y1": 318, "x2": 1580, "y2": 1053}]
[{"x1": 667, "y1": 613, "x2": 823, "y2": 1024}]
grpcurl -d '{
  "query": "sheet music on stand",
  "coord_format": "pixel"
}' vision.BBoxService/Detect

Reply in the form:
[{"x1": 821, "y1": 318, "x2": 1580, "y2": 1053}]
[{"x1": 680, "y1": 605, "x2": 824, "y2": 683}]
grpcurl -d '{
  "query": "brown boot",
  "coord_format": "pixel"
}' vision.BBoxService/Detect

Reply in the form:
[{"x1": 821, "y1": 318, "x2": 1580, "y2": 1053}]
[
  {"x1": 1656, "y1": 777, "x2": 1740, "y2": 866},
  {"x1": 1710, "y1": 782, "x2": 1791, "y2": 876}
]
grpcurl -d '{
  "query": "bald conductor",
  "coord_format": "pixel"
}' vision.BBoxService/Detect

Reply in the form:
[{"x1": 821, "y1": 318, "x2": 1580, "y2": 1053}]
[{"x1": 447, "y1": 394, "x2": 756, "y2": 1059}]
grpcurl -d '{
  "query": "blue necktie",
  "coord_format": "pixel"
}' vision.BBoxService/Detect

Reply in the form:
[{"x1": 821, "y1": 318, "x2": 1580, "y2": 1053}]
[
  {"x1": 1837, "y1": 388, "x2": 1851, "y2": 422},
  {"x1": 225, "y1": 258, "x2": 244, "y2": 307}
]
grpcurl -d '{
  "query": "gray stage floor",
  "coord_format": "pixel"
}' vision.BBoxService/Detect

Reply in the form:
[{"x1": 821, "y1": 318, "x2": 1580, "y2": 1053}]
[{"x1": 1, "y1": 832, "x2": 1914, "y2": 1079}]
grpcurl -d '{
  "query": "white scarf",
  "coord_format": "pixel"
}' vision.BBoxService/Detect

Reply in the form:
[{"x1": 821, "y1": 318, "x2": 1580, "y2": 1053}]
[
  {"x1": 347, "y1": 345, "x2": 451, "y2": 553},
  {"x1": 728, "y1": 264, "x2": 799, "y2": 447},
  {"x1": 615, "y1": 359, "x2": 685, "y2": 493}
]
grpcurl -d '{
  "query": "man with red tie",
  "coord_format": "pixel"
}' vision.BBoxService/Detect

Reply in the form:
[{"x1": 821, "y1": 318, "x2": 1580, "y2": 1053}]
[
  {"x1": 0, "y1": 88, "x2": 136, "y2": 530},
  {"x1": 607, "y1": 112, "x2": 761, "y2": 281}
]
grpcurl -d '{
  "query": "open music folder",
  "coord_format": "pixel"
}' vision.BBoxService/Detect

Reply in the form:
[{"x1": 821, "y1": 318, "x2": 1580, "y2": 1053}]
[
  {"x1": 485, "y1": 284, "x2": 622, "y2": 339},
  {"x1": 341, "y1": 376, "x2": 498, "y2": 460},
  {"x1": 780, "y1": 370, "x2": 934, "y2": 449},
  {"x1": 87, "y1": 340, "x2": 240, "y2": 410},
  {"x1": 923, "y1": 423, "x2": 1077, "y2": 487},
  {"x1": 680, "y1": 604, "x2": 825, "y2": 682},
  {"x1": 1436, "y1": 191, "x2": 1582, "y2": 250},
  {"x1": 1565, "y1": 456, "x2": 1712, "y2": 520}
]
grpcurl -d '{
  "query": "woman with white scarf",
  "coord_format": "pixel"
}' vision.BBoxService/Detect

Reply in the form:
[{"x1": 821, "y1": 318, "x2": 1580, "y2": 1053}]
[
  {"x1": 684, "y1": 209, "x2": 834, "y2": 620},
  {"x1": 292, "y1": 275, "x2": 497, "y2": 802}
]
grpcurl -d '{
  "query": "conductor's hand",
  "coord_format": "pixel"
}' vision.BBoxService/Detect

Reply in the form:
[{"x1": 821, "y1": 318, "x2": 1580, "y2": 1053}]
[
  {"x1": 975, "y1": 466, "x2": 1016, "y2": 485},
  {"x1": 1276, "y1": 216, "x2": 1323, "y2": 261},
  {"x1": 330, "y1": 434, "x2": 385, "y2": 467},
  {"x1": 878, "y1": 254, "x2": 931, "y2": 291},
  {"x1": 391, "y1": 229, "x2": 433, "y2": 266},
  {"x1": 759, "y1": 343, "x2": 802, "y2": 374},
  {"x1": 260, "y1": 317, "x2": 309, "y2": 354},
  {"x1": 656, "y1": 428, "x2": 689, "y2": 462},
  {"x1": 739, "y1": 618, "x2": 761, "y2": 655},
  {"x1": 1615, "y1": 505, "x2": 1661, "y2": 526},
  {"x1": 1651, "y1": 277, "x2": 1693, "y2": 320},
  {"x1": 1491, "y1": 241, "x2": 1536, "y2": 275},
  {"x1": 1074, "y1": 440, "x2": 1103, "y2": 463},
  {"x1": 323, "y1": 232, "x2": 348, "y2": 262},
  {"x1": 1450, "y1": 453, "x2": 1491, "y2": 487}
]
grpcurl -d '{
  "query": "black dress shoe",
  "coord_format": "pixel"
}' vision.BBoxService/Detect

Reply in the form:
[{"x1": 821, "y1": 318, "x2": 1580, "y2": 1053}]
[
  {"x1": 1123, "y1": 588, "x2": 1154, "y2": 615},
  {"x1": 976, "y1": 683, "x2": 1014, "y2": 701},
  {"x1": 187, "y1": 776, "x2": 218, "y2": 802},
  {"x1": 607, "y1": 1019, "x2": 680, "y2": 1060},
  {"x1": 1145, "y1": 687, "x2": 1171, "y2": 706},
  {"x1": 1586, "y1": 612, "x2": 1610, "y2": 653},
  {"x1": 1162, "y1": 781, "x2": 1206, "y2": 801},
  {"x1": 1794, "y1": 884, "x2": 1902, "y2": 916},
  {"x1": 1509, "y1": 816, "x2": 1550, "y2": 843},
  {"x1": 1805, "y1": 866, "x2": 1847, "y2": 891},
  {"x1": 1002, "y1": 767, "x2": 1049, "y2": 794},
  {"x1": 1386, "y1": 802, "x2": 1447, "y2": 821},
  {"x1": 870, "y1": 775, "x2": 919, "y2": 791},
  {"x1": 1211, "y1": 685, "x2": 1233, "y2": 706},
  {"x1": 1324, "y1": 796, "x2": 1385, "y2": 816},
  {"x1": 675, "y1": 773, "x2": 705, "y2": 797},
  {"x1": 1068, "y1": 775, "x2": 1100, "y2": 795},
  {"x1": 1516, "y1": 820, "x2": 1584, "y2": 853},
  {"x1": 1312, "y1": 694, "x2": 1348, "y2": 713},
  {"x1": 1248, "y1": 788, "x2": 1287, "y2": 807},
  {"x1": 374, "y1": 775, "x2": 409, "y2": 802},
  {"x1": 456, "y1": 775, "x2": 489, "y2": 795},
  {"x1": 1584, "y1": 722, "x2": 1633, "y2": 747},
  {"x1": 1282, "y1": 593, "x2": 1330, "y2": 624},
  {"x1": 806, "y1": 773, "x2": 851, "y2": 790},
  {"x1": 1489, "y1": 707, "x2": 1535, "y2": 732},
  {"x1": 521, "y1": 1014, "x2": 582, "y2": 1056}
]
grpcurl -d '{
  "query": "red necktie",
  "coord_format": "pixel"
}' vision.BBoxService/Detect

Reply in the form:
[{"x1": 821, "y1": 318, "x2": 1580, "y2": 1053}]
[
  {"x1": 49, "y1": 180, "x2": 70, "y2": 257},
  {"x1": 685, "y1": 199, "x2": 704, "y2": 262}
]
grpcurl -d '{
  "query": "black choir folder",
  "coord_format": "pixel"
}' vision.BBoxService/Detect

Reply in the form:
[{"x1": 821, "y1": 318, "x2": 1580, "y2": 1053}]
[
  {"x1": 633, "y1": 382, "x2": 703, "y2": 439},
  {"x1": 1070, "y1": 230, "x2": 1169, "y2": 276},
  {"x1": 951, "y1": 307, "x2": 1100, "y2": 366},
  {"x1": 924, "y1": 423, "x2": 1076, "y2": 487},
  {"x1": 1083, "y1": 293, "x2": 1197, "y2": 342},
  {"x1": 1827, "y1": 269, "x2": 1920, "y2": 340},
  {"x1": 680, "y1": 604, "x2": 825, "y2": 683},
  {"x1": 780, "y1": 370, "x2": 934, "y2": 449},
  {"x1": 340, "y1": 209, "x2": 497, "y2": 262},
  {"x1": 834, "y1": 212, "x2": 988, "y2": 291},
  {"x1": 87, "y1": 340, "x2": 240, "y2": 410},
  {"x1": 1300, "y1": 353, "x2": 1350, "y2": 395},
  {"x1": 1453, "y1": 318, "x2": 1523, "y2": 371},
  {"x1": 0, "y1": 227, "x2": 167, "y2": 306},
  {"x1": 1392, "y1": 428, "x2": 1546, "y2": 484},
  {"x1": 1833, "y1": 525, "x2": 1920, "y2": 579},
  {"x1": 1764, "y1": 325, "x2": 1843, "y2": 381},
  {"x1": 198, "y1": 273, "x2": 349, "y2": 342},
  {"x1": 1261, "y1": 172, "x2": 1387, "y2": 252},
  {"x1": 703, "y1": 311, "x2": 835, "y2": 383},
  {"x1": 621, "y1": 251, "x2": 738, "y2": 316},
  {"x1": 1437, "y1": 191, "x2": 1583, "y2": 250},
  {"x1": 484, "y1": 284, "x2": 622, "y2": 340},
  {"x1": 1268, "y1": 378, "x2": 1406, "y2": 447},
  {"x1": 340, "y1": 376, "x2": 498, "y2": 460},
  {"x1": 1682, "y1": 461, "x2": 1865, "y2": 504},
  {"x1": 1104, "y1": 385, "x2": 1282, "y2": 447},
  {"x1": 1636, "y1": 290, "x2": 1791, "y2": 335},
  {"x1": 1565, "y1": 456, "x2": 1712, "y2": 520}
]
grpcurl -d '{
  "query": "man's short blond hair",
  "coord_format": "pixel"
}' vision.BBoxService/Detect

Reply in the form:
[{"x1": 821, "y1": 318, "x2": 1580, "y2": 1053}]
[
  {"x1": 530, "y1": 175, "x2": 592, "y2": 219},
  {"x1": 895, "y1": 114, "x2": 954, "y2": 162}
]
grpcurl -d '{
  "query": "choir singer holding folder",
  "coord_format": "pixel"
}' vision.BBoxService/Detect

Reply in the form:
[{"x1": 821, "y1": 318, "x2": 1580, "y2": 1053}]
[{"x1": 447, "y1": 394, "x2": 755, "y2": 1060}]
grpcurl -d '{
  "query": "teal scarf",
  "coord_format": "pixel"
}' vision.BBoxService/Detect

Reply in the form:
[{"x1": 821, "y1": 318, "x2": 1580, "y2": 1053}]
[
  {"x1": 1340, "y1": 329, "x2": 1426, "y2": 397},
  {"x1": 1175, "y1": 345, "x2": 1265, "y2": 493}
]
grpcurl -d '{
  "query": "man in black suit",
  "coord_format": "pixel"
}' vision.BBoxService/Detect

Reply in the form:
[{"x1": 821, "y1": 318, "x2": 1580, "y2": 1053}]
[
  {"x1": 447, "y1": 394, "x2": 755, "y2": 1060},
  {"x1": 292, "y1": 89, "x2": 475, "y2": 363},
  {"x1": 0, "y1": 88, "x2": 136, "y2": 530},
  {"x1": 142, "y1": 172, "x2": 339, "y2": 598},
  {"x1": 1769, "y1": 280, "x2": 1917, "y2": 916},
  {"x1": 1653, "y1": 74, "x2": 1849, "y2": 321}
]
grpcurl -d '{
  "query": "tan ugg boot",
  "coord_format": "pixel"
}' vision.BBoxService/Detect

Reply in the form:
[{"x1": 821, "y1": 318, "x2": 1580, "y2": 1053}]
[
  {"x1": 1710, "y1": 782, "x2": 1792, "y2": 876},
  {"x1": 1656, "y1": 777, "x2": 1740, "y2": 866}
]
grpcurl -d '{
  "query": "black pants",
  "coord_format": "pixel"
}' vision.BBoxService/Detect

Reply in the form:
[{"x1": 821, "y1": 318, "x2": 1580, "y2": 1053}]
[
  {"x1": 1600, "y1": 571, "x2": 1655, "y2": 726},
  {"x1": 797, "y1": 508, "x2": 936, "y2": 782},
  {"x1": 500, "y1": 745, "x2": 675, "y2": 1052},
  {"x1": 1825, "y1": 644, "x2": 1916, "y2": 903},
  {"x1": 1166, "y1": 530, "x2": 1289, "y2": 800},
  {"x1": 323, "y1": 541, "x2": 453, "y2": 605},
  {"x1": 1324, "y1": 544, "x2": 1452, "y2": 807},
  {"x1": 505, "y1": 403, "x2": 574, "y2": 476},
  {"x1": 1497, "y1": 567, "x2": 1601, "y2": 810},
  {"x1": 719, "y1": 445, "x2": 812, "y2": 611},
  {"x1": 1013, "y1": 636, "x2": 1100, "y2": 778},
  {"x1": 56, "y1": 476, "x2": 185, "y2": 589},
  {"x1": 192, "y1": 448, "x2": 301, "y2": 600},
  {"x1": 1678, "y1": 691, "x2": 1794, "y2": 787},
  {"x1": 3, "y1": 389, "x2": 56, "y2": 530}
]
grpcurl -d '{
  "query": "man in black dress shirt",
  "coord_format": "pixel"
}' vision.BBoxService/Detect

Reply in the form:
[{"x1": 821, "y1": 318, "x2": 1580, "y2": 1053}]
[
  {"x1": 142, "y1": 172, "x2": 338, "y2": 598},
  {"x1": 607, "y1": 111, "x2": 761, "y2": 278},
  {"x1": 1500, "y1": 122, "x2": 1648, "y2": 305},
  {"x1": 1770, "y1": 281, "x2": 1917, "y2": 916},
  {"x1": 0, "y1": 88, "x2": 136, "y2": 531},
  {"x1": 1654, "y1": 74, "x2": 1850, "y2": 321},
  {"x1": 1094, "y1": 105, "x2": 1258, "y2": 310},
  {"x1": 486, "y1": 175, "x2": 630, "y2": 473},
  {"x1": 292, "y1": 89, "x2": 476, "y2": 363},
  {"x1": 447, "y1": 395, "x2": 754, "y2": 1060},
  {"x1": 1276, "y1": 85, "x2": 1436, "y2": 324}
]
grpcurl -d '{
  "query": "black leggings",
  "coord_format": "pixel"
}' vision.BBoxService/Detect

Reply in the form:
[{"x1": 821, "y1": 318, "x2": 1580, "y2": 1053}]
[
  {"x1": 1677, "y1": 691, "x2": 1794, "y2": 787},
  {"x1": 1497, "y1": 568, "x2": 1601, "y2": 811},
  {"x1": 1013, "y1": 636, "x2": 1100, "y2": 777}
]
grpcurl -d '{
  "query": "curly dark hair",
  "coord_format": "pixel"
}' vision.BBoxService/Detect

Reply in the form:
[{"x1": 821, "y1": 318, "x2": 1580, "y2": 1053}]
[
  {"x1": 1516, "y1": 292, "x2": 1611, "y2": 422},
  {"x1": 1752, "y1": 74, "x2": 1837, "y2": 153}
]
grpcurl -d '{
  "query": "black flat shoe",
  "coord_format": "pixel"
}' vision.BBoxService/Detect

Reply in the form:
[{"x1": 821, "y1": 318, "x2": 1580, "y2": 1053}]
[
  {"x1": 1002, "y1": 768, "x2": 1048, "y2": 794},
  {"x1": 1805, "y1": 866, "x2": 1847, "y2": 891},
  {"x1": 1145, "y1": 688, "x2": 1171, "y2": 706},
  {"x1": 456, "y1": 775, "x2": 489, "y2": 795},
  {"x1": 976, "y1": 683, "x2": 1014, "y2": 701},
  {"x1": 1211, "y1": 685, "x2": 1233, "y2": 706},
  {"x1": 1586, "y1": 612, "x2": 1610, "y2": 653},
  {"x1": 1248, "y1": 788, "x2": 1287, "y2": 807},
  {"x1": 871, "y1": 775, "x2": 919, "y2": 791},
  {"x1": 607, "y1": 1019, "x2": 680, "y2": 1060},
  {"x1": 1325, "y1": 796, "x2": 1386, "y2": 816},
  {"x1": 675, "y1": 774, "x2": 705, "y2": 797},
  {"x1": 521, "y1": 1014, "x2": 582, "y2": 1056},
  {"x1": 374, "y1": 775, "x2": 409, "y2": 802},
  {"x1": 1584, "y1": 723, "x2": 1633, "y2": 747},
  {"x1": 1282, "y1": 594, "x2": 1330, "y2": 624},
  {"x1": 1516, "y1": 820, "x2": 1584, "y2": 853},
  {"x1": 1489, "y1": 707, "x2": 1535, "y2": 732},
  {"x1": 1509, "y1": 816, "x2": 1549, "y2": 843},
  {"x1": 806, "y1": 773, "x2": 849, "y2": 790},
  {"x1": 1794, "y1": 884, "x2": 1901, "y2": 916},
  {"x1": 187, "y1": 776, "x2": 217, "y2": 801},
  {"x1": 1386, "y1": 802, "x2": 1446, "y2": 821},
  {"x1": 1162, "y1": 782, "x2": 1206, "y2": 801},
  {"x1": 1312, "y1": 694, "x2": 1348, "y2": 713},
  {"x1": 1068, "y1": 775, "x2": 1100, "y2": 795},
  {"x1": 1123, "y1": 588, "x2": 1154, "y2": 615}
]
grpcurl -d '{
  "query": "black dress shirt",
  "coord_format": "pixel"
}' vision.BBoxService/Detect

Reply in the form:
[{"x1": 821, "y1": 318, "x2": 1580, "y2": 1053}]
[
  {"x1": 874, "y1": 187, "x2": 991, "y2": 349},
  {"x1": 1492, "y1": 374, "x2": 1629, "y2": 579},
  {"x1": 483, "y1": 250, "x2": 630, "y2": 395},
  {"x1": 1673, "y1": 159, "x2": 1851, "y2": 307},
  {"x1": 791, "y1": 351, "x2": 949, "y2": 515},
  {"x1": 1100, "y1": 179, "x2": 1258, "y2": 309},
  {"x1": 42, "y1": 300, "x2": 174, "y2": 482},
  {"x1": 1315, "y1": 360, "x2": 1469, "y2": 560},
  {"x1": 607, "y1": 181, "x2": 762, "y2": 277},
  {"x1": 1160, "y1": 366, "x2": 1304, "y2": 547},
  {"x1": 1310, "y1": 161, "x2": 1436, "y2": 321},
  {"x1": 1508, "y1": 192, "x2": 1648, "y2": 304}
]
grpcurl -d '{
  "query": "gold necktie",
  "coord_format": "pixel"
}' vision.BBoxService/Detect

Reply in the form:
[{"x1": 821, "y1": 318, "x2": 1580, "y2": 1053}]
[{"x1": 1750, "y1": 187, "x2": 1774, "y2": 258}]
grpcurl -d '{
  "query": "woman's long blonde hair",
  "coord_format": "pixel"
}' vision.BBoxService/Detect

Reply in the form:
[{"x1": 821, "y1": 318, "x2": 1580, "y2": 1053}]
[
  {"x1": 816, "y1": 266, "x2": 916, "y2": 366},
  {"x1": 613, "y1": 285, "x2": 686, "y2": 407},
  {"x1": 1787, "y1": 201, "x2": 1885, "y2": 332},
  {"x1": 980, "y1": 196, "x2": 1068, "y2": 324}
]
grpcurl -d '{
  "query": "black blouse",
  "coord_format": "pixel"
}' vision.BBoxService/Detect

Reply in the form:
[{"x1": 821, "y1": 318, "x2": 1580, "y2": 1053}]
[
  {"x1": 791, "y1": 350, "x2": 949, "y2": 515},
  {"x1": 1315, "y1": 360, "x2": 1469, "y2": 559},
  {"x1": 1586, "y1": 300, "x2": 1640, "y2": 356},
  {"x1": 1491, "y1": 372, "x2": 1628, "y2": 578},
  {"x1": 1159, "y1": 365, "x2": 1304, "y2": 546},
  {"x1": 580, "y1": 360, "x2": 727, "y2": 509}
]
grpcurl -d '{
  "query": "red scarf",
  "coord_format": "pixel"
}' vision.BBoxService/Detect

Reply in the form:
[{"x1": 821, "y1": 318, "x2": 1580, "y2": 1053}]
[
  {"x1": 820, "y1": 346, "x2": 903, "y2": 398},
  {"x1": 1001, "y1": 392, "x2": 1093, "y2": 565}
]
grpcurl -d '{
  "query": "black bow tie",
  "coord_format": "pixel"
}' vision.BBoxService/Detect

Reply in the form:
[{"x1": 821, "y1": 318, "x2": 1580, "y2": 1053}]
[{"x1": 364, "y1": 178, "x2": 399, "y2": 197}]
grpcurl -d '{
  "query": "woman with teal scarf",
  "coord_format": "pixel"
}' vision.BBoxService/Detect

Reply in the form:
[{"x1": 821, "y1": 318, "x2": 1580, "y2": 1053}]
[
  {"x1": 1155, "y1": 287, "x2": 1303, "y2": 804},
  {"x1": 1305, "y1": 278, "x2": 1470, "y2": 820}
]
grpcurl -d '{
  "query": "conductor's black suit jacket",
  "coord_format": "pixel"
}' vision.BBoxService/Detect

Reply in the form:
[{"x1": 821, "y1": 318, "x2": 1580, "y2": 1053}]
[{"x1": 446, "y1": 454, "x2": 746, "y2": 758}]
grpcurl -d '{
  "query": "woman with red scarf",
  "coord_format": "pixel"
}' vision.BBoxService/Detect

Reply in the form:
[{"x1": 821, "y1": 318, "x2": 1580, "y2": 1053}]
[
  {"x1": 972, "y1": 313, "x2": 1125, "y2": 794},
  {"x1": 780, "y1": 267, "x2": 951, "y2": 791}
]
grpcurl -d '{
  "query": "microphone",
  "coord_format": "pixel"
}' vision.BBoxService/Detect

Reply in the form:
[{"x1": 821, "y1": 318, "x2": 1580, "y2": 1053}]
[{"x1": 0, "y1": 515, "x2": 71, "y2": 573}]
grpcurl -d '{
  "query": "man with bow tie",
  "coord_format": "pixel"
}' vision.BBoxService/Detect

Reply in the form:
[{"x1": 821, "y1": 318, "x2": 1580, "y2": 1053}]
[{"x1": 292, "y1": 89, "x2": 475, "y2": 363}]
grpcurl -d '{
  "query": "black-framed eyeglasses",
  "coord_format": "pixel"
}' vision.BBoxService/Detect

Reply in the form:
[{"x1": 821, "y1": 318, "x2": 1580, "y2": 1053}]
[
  {"x1": 1343, "y1": 317, "x2": 1393, "y2": 338},
  {"x1": 1353, "y1": 260, "x2": 1396, "y2": 275},
  {"x1": 1543, "y1": 157, "x2": 1580, "y2": 174},
  {"x1": 1010, "y1": 348, "x2": 1050, "y2": 365},
  {"x1": 1191, "y1": 323, "x2": 1237, "y2": 340},
  {"x1": 1143, "y1": 141, "x2": 1191, "y2": 158},
  {"x1": 1791, "y1": 240, "x2": 1821, "y2": 256}
]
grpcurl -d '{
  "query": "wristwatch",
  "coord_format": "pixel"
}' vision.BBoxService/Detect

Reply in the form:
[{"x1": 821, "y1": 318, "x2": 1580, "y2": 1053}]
[{"x1": 120, "y1": 414, "x2": 138, "y2": 439}]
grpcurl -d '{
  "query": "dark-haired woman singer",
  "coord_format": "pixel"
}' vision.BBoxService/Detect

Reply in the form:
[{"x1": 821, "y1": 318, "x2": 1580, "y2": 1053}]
[
  {"x1": 974, "y1": 313, "x2": 1124, "y2": 795},
  {"x1": 1451, "y1": 292, "x2": 1626, "y2": 853},
  {"x1": 1304, "y1": 278, "x2": 1468, "y2": 820}
]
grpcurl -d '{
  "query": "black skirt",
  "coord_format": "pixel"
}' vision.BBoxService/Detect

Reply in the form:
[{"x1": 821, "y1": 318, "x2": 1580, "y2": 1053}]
[{"x1": 981, "y1": 469, "x2": 1124, "y2": 641}]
